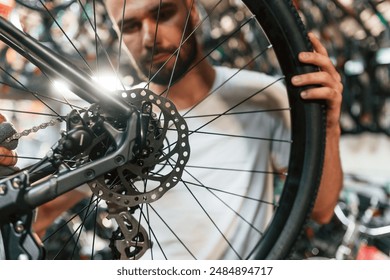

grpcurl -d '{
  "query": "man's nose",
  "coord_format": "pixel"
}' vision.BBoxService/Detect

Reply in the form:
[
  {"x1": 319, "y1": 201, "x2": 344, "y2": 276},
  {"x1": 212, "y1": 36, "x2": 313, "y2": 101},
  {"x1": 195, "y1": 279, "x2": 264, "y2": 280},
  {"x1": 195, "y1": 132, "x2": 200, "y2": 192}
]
[{"x1": 141, "y1": 19, "x2": 158, "y2": 48}]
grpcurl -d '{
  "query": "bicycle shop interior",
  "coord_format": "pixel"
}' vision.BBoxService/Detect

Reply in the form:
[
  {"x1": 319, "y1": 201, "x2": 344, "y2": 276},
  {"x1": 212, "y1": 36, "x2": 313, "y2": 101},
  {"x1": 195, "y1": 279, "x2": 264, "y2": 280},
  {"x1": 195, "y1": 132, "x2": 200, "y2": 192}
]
[{"x1": 0, "y1": 0, "x2": 390, "y2": 260}]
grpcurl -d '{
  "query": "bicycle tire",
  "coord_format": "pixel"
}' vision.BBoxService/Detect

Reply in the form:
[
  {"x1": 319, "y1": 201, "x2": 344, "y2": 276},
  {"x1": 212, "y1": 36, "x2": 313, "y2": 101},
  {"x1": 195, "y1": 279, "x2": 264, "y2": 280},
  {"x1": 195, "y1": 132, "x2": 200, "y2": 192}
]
[
  {"x1": 0, "y1": 0, "x2": 326, "y2": 260},
  {"x1": 242, "y1": 0, "x2": 326, "y2": 259}
]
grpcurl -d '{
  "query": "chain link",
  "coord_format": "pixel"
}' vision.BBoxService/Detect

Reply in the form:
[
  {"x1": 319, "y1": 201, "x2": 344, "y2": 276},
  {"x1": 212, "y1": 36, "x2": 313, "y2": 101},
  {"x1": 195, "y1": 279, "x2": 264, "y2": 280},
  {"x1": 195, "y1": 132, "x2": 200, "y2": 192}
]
[{"x1": 5, "y1": 118, "x2": 62, "y2": 143}]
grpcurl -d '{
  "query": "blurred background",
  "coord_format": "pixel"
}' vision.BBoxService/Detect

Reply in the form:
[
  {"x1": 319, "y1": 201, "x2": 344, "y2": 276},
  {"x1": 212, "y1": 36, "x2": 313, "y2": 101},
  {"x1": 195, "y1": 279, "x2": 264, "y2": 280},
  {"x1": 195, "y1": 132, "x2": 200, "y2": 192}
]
[
  {"x1": 294, "y1": 0, "x2": 390, "y2": 260},
  {"x1": 0, "y1": 0, "x2": 389, "y2": 259}
]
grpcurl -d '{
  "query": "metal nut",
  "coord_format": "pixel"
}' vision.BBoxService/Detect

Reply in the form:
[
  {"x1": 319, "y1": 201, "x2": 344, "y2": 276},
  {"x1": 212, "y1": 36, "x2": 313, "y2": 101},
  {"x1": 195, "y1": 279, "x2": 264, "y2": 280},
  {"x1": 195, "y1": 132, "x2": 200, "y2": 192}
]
[
  {"x1": 0, "y1": 184, "x2": 7, "y2": 195},
  {"x1": 12, "y1": 178, "x2": 22, "y2": 189}
]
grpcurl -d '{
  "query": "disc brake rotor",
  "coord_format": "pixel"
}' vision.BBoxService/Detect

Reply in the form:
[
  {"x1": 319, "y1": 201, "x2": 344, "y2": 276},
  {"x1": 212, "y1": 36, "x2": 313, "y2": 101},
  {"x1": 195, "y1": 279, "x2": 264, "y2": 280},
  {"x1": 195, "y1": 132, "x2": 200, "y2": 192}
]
[{"x1": 88, "y1": 88, "x2": 190, "y2": 207}]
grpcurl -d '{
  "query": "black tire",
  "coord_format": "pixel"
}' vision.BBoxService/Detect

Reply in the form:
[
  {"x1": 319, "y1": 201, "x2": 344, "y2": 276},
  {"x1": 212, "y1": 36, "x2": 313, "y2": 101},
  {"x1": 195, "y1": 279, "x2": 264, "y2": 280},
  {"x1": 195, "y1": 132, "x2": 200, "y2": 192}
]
[
  {"x1": 0, "y1": 0, "x2": 326, "y2": 259},
  {"x1": 240, "y1": 0, "x2": 326, "y2": 259}
]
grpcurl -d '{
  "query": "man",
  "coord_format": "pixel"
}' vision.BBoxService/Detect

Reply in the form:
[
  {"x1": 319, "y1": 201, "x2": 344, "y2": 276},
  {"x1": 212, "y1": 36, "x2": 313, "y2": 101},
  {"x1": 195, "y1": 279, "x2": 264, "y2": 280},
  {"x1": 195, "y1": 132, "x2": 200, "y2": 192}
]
[{"x1": 102, "y1": 0, "x2": 343, "y2": 259}]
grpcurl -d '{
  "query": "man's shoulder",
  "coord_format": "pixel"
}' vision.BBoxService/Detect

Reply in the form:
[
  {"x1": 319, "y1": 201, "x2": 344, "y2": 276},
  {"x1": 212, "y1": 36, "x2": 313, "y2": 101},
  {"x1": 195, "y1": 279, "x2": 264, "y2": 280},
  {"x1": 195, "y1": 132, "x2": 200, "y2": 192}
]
[{"x1": 211, "y1": 66, "x2": 288, "y2": 110}]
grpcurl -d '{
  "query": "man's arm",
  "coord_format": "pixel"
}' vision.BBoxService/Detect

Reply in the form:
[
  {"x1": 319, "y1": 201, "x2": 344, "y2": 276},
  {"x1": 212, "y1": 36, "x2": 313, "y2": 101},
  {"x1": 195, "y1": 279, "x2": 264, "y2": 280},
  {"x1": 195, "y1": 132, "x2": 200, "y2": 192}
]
[{"x1": 292, "y1": 32, "x2": 344, "y2": 224}]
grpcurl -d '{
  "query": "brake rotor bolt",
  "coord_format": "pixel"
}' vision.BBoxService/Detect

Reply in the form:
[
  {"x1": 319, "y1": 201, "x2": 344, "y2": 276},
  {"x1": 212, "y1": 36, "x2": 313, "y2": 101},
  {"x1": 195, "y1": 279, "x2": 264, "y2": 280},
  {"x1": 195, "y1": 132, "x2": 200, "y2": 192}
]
[
  {"x1": 12, "y1": 178, "x2": 22, "y2": 189},
  {"x1": 115, "y1": 156, "x2": 125, "y2": 165},
  {"x1": 71, "y1": 115, "x2": 80, "y2": 124},
  {"x1": 0, "y1": 184, "x2": 7, "y2": 195},
  {"x1": 15, "y1": 221, "x2": 25, "y2": 233},
  {"x1": 85, "y1": 169, "x2": 95, "y2": 179}
]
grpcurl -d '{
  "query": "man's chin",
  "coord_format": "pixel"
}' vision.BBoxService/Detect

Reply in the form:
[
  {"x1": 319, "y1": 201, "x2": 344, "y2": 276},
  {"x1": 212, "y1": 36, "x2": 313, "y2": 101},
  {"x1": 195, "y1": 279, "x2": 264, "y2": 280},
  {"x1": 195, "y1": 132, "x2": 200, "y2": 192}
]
[
  {"x1": 147, "y1": 76, "x2": 172, "y2": 86},
  {"x1": 142, "y1": 69, "x2": 177, "y2": 86}
]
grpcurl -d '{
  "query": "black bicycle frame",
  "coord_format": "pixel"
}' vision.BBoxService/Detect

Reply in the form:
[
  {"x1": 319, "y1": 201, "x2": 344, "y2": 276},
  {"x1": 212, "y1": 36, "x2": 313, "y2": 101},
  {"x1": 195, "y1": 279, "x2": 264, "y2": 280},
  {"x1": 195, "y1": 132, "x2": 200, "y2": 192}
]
[{"x1": 0, "y1": 16, "x2": 132, "y2": 117}]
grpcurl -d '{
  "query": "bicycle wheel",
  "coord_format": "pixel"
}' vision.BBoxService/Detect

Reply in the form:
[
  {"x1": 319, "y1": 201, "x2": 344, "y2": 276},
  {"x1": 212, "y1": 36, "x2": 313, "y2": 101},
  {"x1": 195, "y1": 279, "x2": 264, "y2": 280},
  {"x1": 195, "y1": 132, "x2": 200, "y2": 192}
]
[{"x1": 0, "y1": 0, "x2": 326, "y2": 260}]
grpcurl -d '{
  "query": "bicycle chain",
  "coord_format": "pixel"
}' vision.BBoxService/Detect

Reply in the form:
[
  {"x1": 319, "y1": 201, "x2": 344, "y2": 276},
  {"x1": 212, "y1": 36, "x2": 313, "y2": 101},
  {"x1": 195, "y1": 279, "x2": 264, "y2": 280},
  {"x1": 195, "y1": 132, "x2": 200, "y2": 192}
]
[{"x1": 4, "y1": 118, "x2": 62, "y2": 143}]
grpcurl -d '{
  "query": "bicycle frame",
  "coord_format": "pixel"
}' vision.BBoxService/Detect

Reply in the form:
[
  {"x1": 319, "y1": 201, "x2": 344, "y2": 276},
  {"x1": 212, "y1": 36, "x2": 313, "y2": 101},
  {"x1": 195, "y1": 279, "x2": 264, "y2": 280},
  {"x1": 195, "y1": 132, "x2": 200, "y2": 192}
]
[{"x1": 0, "y1": 16, "x2": 139, "y2": 260}]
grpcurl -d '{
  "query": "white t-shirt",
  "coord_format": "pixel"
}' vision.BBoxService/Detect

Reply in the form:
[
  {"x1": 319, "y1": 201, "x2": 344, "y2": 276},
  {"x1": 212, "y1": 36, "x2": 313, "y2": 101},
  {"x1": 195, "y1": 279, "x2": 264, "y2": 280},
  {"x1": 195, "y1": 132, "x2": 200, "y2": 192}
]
[{"x1": 141, "y1": 66, "x2": 291, "y2": 259}]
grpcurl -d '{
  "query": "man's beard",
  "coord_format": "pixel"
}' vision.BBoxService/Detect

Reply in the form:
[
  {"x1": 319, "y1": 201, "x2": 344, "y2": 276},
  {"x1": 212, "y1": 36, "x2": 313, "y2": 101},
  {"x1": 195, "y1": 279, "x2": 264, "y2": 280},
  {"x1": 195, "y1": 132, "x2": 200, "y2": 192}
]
[{"x1": 138, "y1": 30, "x2": 198, "y2": 86}]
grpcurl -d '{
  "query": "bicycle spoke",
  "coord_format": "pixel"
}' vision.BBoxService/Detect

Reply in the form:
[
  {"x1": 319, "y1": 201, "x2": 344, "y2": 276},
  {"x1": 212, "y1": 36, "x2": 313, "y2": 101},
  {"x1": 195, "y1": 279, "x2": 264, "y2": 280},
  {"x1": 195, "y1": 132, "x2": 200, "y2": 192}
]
[
  {"x1": 149, "y1": 155, "x2": 261, "y2": 259},
  {"x1": 182, "y1": 180, "x2": 242, "y2": 259},
  {"x1": 181, "y1": 180, "x2": 277, "y2": 206},
  {"x1": 38, "y1": 0, "x2": 93, "y2": 74},
  {"x1": 146, "y1": 0, "x2": 162, "y2": 89},
  {"x1": 167, "y1": 129, "x2": 291, "y2": 143},
  {"x1": 143, "y1": 0, "x2": 225, "y2": 90},
  {"x1": 181, "y1": 108, "x2": 291, "y2": 119},
  {"x1": 138, "y1": 206, "x2": 167, "y2": 260},
  {"x1": 184, "y1": 164, "x2": 286, "y2": 176},
  {"x1": 163, "y1": 0, "x2": 195, "y2": 99},
  {"x1": 190, "y1": 182, "x2": 264, "y2": 235},
  {"x1": 41, "y1": 193, "x2": 102, "y2": 261},
  {"x1": 148, "y1": 204, "x2": 197, "y2": 259}
]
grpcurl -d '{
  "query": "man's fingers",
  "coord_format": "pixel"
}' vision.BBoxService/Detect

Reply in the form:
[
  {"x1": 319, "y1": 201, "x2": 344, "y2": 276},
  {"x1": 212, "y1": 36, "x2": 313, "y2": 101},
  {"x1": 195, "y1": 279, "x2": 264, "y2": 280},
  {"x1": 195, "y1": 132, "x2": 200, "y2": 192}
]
[
  {"x1": 0, "y1": 122, "x2": 18, "y2": 150},
  {"x1": 0, "y1": 114, "x2": 6, "y2": 123},
  {"x1": 308, "y1": 32, "x2": 328, "y2": 56},
  {"x1": 291, "y1": 71, "x2": 341, "y2": 90},
  {"x1": 299, "y1": 86, "x2": 341, "y2": 102},
  {"x1": 0, "y1": 147, "x2": 17, "y2": 166},
  {"x1": 298, "y1": 51, "x2": 341, "y2": 82}
]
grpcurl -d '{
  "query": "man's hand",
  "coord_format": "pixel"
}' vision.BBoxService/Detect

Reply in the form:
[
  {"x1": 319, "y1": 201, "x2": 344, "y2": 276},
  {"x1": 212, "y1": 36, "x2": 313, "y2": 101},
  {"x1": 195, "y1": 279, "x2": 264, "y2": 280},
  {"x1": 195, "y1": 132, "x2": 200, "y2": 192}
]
[
  {"x1": 291, "y1": 32, "x2": 343, "y2": 132},
  {"x1": 0, "y1": 113, "x2": 18, "y2": 176},
  {"x1": 292, "y1": 32, "x2": 343, "y2": 224}
]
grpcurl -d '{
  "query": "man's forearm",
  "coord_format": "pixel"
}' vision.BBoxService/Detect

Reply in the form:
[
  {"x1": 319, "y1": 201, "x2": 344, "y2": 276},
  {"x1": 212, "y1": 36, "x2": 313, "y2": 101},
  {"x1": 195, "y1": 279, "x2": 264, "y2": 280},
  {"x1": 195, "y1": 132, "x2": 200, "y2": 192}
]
[{"x1": 311, "y1": 127, "x2": 343, "y2": 224}]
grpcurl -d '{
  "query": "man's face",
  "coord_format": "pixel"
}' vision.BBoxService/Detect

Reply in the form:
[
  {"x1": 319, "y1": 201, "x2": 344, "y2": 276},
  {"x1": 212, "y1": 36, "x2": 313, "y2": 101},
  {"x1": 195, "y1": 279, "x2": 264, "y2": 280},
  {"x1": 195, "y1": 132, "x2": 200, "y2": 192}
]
[{"x1": 105, "y1": 0, "x2": 198, "y2": 86}]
